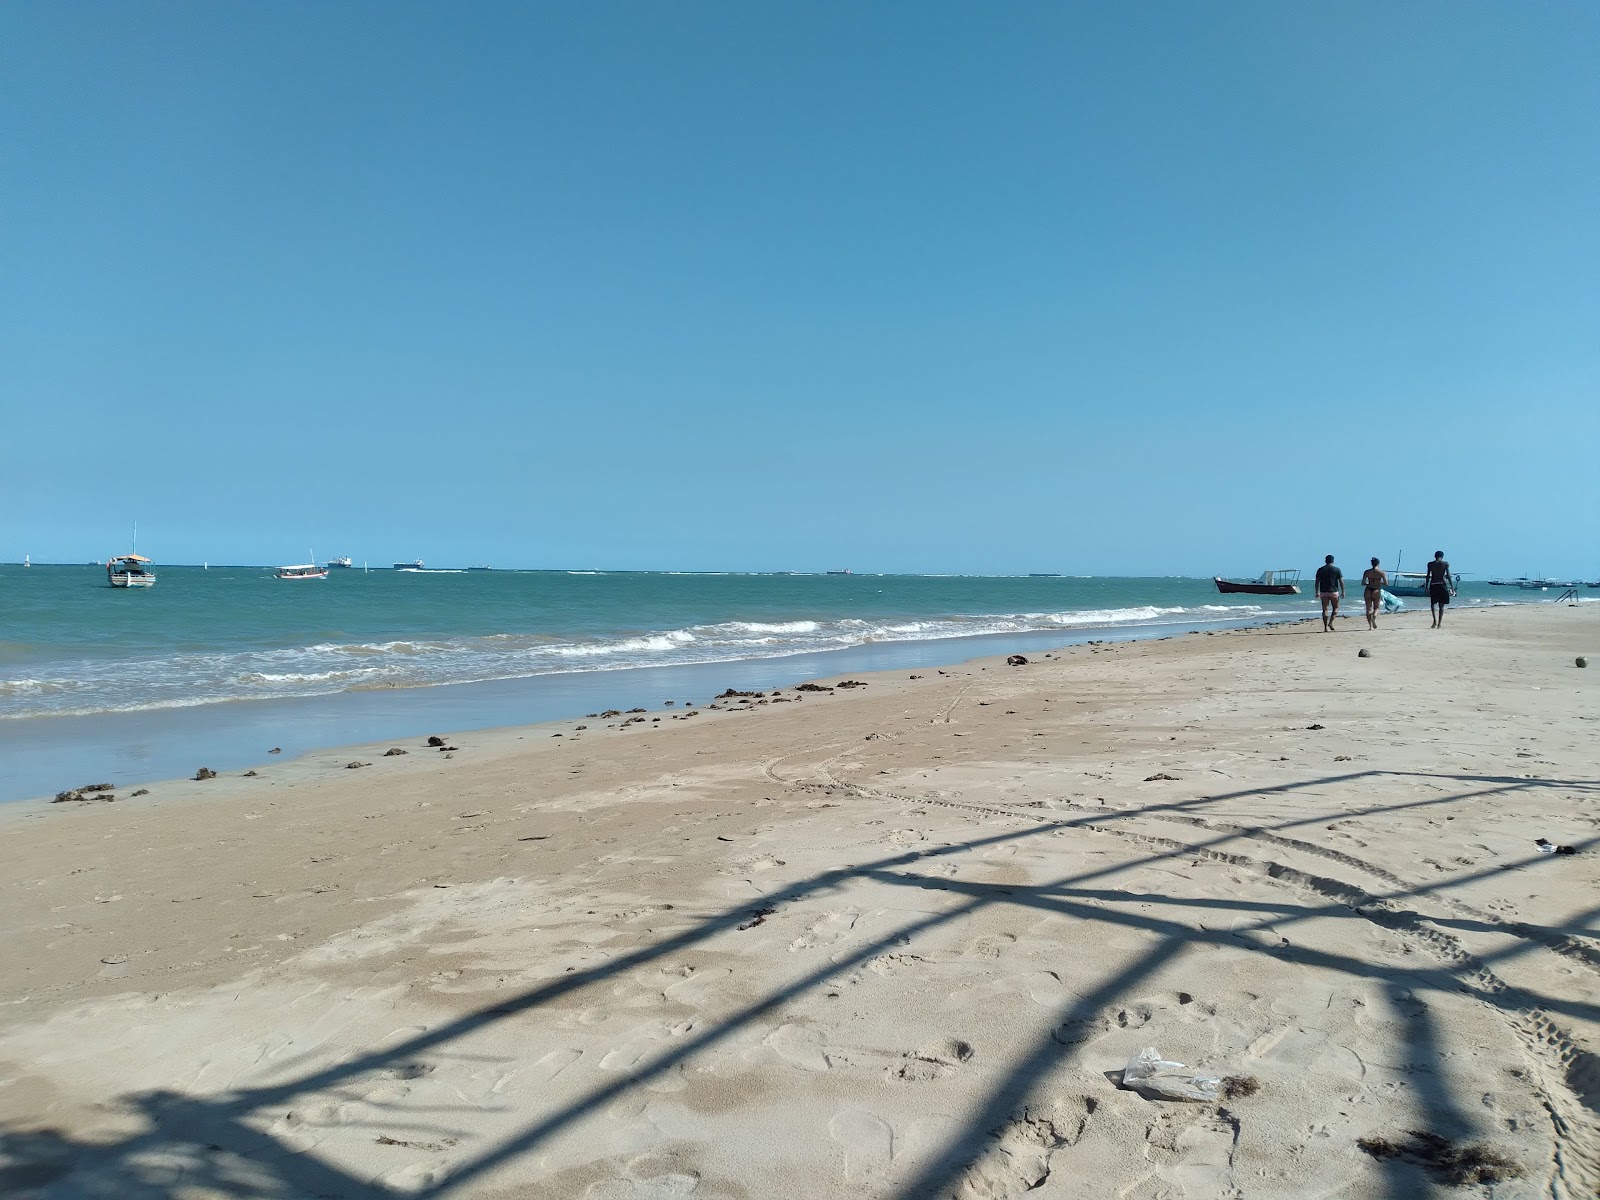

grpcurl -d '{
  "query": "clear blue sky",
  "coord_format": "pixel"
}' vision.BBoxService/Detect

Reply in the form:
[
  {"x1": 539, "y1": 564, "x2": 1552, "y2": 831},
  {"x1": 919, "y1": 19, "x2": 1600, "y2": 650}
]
[{"x1": 4, "y1": 2, "x2": 1596, "y2": 576}]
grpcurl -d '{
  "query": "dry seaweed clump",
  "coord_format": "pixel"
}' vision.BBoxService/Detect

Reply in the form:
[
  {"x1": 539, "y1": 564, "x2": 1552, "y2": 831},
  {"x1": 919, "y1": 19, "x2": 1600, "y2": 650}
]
[
  {"x1": 1356, "y1": 1130, "x2": 1522, "y2": 1186},
  {"x1": 1219, "y1": 1075, "x2": 1260, "y2": 1100}
]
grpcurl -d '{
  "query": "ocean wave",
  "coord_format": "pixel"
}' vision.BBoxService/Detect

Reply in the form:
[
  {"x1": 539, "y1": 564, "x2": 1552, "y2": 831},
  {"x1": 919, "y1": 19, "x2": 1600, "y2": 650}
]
[
  {"x1": 1, "y1": 600, "x2": 1307, "y2": 720},
  {"x1": 703, "y1": 620, "x2": 821, "y2": 634}
]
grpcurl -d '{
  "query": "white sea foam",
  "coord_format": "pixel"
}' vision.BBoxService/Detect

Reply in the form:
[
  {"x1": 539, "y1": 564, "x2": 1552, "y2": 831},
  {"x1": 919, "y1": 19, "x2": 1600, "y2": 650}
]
[{"x1": 0, "y1": 598, "x2": 1313, "y2": 720}]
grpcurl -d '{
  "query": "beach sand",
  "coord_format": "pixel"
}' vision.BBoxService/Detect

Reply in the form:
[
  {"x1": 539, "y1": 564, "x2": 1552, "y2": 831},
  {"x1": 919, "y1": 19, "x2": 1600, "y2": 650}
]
[{"x1": 1, "y1": 604, "x2": 1595, "y2": 1198}]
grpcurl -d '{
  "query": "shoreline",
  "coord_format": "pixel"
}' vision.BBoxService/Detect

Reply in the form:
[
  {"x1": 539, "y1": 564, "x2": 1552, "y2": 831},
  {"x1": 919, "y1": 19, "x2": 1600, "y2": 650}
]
[
  {"x1": 2, "y1": 603, "x2": 1594, "y2": 1197},
  {"x1": 2, "y1": 610, "x2": 1306, "y2": 806}
]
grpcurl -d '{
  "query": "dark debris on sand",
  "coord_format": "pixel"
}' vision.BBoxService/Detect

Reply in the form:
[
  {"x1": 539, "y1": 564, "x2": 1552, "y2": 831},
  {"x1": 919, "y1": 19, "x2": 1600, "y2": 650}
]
[{"x1": 1356, "y1": 1130, "x2": 1522, "y2": 1186}]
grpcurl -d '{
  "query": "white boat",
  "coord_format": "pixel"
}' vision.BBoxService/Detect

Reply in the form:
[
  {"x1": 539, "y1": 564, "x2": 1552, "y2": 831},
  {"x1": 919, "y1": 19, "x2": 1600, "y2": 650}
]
[
  {"x1": 107, "y1": 554, "x2": 156, "y2": 588},
  {"x1": 326, "y1": 556, "x2": 353, "y2": 569},
  {"x1": 275, "y1": 563, "x2": 329, "y2": 580}
]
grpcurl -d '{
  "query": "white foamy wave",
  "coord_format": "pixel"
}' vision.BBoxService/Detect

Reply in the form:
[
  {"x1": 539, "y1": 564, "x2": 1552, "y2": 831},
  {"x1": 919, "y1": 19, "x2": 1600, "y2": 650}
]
[
  {"x1": 704, "y1": 620, "x2": 821, "y2": 634},
  {"x1": 237, "y1": 669, "x2": 379, "y2": 685},
  {"x1": 2, "y1": 597, "x2": 1306, "y2": 720},
  {"x1": 549, "y1": 631, "x2": 697, "y2": 657}
]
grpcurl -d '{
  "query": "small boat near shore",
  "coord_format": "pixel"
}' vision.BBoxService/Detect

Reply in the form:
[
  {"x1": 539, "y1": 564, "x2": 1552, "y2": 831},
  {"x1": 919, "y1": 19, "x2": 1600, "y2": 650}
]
[
  {"x1": 275, "y1": 563, "x2": 329, "y2": 580},
  {"x1": 1214, "y1": 569, "x2": 1300, "y2": 596},
  {"x1": 106, "y1": 554, "x2": 156, "y2": 588}
]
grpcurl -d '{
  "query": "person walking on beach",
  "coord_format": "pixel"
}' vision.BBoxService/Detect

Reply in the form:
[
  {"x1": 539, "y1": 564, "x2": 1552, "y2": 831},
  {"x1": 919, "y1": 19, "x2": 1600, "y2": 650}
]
[
  {"x1": 1426, "y1": 550, "x2": 1454, "y2": 628},
  {"x1": 1315, "y1": 555, "x2": 1345, "y2": 632},
  {"x1": 1361, "y1": 557, "x2": 1388, "y2": 631}
]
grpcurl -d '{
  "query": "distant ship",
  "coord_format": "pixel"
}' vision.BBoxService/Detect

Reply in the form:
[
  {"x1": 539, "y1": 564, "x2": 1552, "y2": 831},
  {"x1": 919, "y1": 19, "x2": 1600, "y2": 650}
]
[
  {"x1": 1029, "y1": 573, "x2": 1061, "y2": 577},
  {"x1": 394, "y1": 560, "x2": 425, "y2": 571},
  {"x1": 326, "y1": 556, "x2": 353, "y2": 569},
  {"x1": 826, "y1": 568, "x2": 852, "y2": 575},
  {"x1": 467, "y1": 564, "x2": 492, "y2": 571}
]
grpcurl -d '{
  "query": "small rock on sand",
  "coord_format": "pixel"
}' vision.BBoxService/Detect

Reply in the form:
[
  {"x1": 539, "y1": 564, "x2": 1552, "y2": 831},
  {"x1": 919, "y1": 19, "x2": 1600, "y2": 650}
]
[
  {"x1": 383, "y1": 747, "x2": 408, "y2": 756},
  {"x1": 1358, "y1": 648, "x2": 1371, "y2": 658},
  {"x1": 194, "y1": 768, "x2": 217, "y2": 781},
  {"x1": 1578, "y1": 656, "x2": 1589, "y2": 668}
]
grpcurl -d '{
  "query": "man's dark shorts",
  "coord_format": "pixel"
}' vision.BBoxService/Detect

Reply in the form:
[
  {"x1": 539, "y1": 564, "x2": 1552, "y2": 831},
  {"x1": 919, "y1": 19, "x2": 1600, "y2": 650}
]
[{"x1": 1430, "y1": 584, "x2": 1450, "y2": 605}]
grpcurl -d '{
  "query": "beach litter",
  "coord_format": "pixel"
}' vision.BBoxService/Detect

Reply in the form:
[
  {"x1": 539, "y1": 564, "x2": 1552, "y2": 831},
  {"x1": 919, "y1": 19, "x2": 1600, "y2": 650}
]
[
  {"x1": 1577, "y1": 656, "x2": 1588, "y2": 668},
  {"x1": 1116, "y1": 1047, "x2": 1220, "y2": 1102},
  {"x1": 1006, "y1": 654, "x2": 1028, "y2": 666},
  {"x1": 194, "y1": 768, "x2": 217, "y2": 781},
  {"x1": 383, "y1": 747, "x2": 408, "y2": 756},
  {"x1": 1534, "y1": 838, "x2": 1577, "y2": 855}
]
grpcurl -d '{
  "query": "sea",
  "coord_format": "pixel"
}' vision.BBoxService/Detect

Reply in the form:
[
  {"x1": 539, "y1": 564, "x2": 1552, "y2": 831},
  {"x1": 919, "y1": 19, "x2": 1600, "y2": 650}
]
[{"x1": 0, "y1": 566, "x2": 1527, "y2": 801}]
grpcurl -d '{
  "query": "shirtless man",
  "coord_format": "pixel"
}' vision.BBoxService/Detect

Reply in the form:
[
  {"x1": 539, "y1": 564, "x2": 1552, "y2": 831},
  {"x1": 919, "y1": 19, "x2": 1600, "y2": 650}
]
[
  {"x1": 1315, "y1": 555, "x2": 1344, "y2": 632},
  {"x1": 1425, "y1": 550, "x2": 1453, "y2": 628},
  {"x1": 1361, "y1": 557, "x2": 1388, "y2": 630}
]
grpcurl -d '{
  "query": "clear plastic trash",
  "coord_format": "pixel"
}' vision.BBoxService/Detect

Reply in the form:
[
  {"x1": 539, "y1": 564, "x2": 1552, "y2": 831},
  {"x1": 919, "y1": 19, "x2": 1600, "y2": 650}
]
[
  {"x1": 1381, "y1": 591, "x2": 1405, "y2": 613},
  {"x1": 1119, "y1": 1046, "x2": 1220, "y2": 1102}
]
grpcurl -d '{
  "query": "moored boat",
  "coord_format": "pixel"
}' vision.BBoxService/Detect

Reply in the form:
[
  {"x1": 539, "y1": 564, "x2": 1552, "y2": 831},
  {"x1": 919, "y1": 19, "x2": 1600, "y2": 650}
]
[
  {"x1": 106, "y1": 554, "x2": 156, "y2": 588},
  {"x1": 1213, "y1": 569, "x2": 1300, "y2": 596},
  {"x1": 1385, "y1": 571, "x2": 1464, "y2": 597},
  {"x1": 275, "y1": 563, "x2": 329, "y2": 580}
]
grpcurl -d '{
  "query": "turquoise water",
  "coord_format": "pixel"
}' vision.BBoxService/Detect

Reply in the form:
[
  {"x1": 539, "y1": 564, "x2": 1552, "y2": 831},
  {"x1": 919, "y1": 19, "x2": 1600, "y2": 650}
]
[{"x1": 1, "y1": 565, "x2": 1514, "y2": 721}]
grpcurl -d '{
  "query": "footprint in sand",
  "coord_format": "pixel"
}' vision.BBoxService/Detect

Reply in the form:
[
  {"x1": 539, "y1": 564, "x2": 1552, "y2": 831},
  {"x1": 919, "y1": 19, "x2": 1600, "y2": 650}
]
[
  {"x1": 955, "y1": 1097, "x2": 1094, "y2": 1199},
  {"x1": 1143, "y1": 1110, "x2": 1239, "y2": 1199},
  {"x1": 764, "y1": 1022, "x2": 832, "y2": 1072},
  {"x1": 867, "y1": 952, "x2": 929, "y2": 977},
  {"x1": 890, "y1": 1038, "x2": 974, "y2": 1082},
  {"x1": 789, "y1": 909, "x2": 861, "y2": 953},
  {"x1": 828, "y1": 1109, "x2": 895, "y2": 1183},
  {"x1": 964, "y1": 932, "x2": 1018, "y2": 960},
  {"x1": 584, "y1": 1173, "x2": 701, "y2": 1199}
]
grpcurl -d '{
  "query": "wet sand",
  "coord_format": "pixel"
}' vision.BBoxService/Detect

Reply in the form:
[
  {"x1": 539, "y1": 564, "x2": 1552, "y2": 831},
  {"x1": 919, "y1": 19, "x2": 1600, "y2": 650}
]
[{"x1": 1, "y1": 604, "x2": 1596, "y2": 1198}]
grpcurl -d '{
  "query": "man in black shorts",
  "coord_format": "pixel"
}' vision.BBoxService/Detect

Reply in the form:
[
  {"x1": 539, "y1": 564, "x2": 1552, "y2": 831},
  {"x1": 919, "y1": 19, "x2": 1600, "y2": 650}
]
[
  {"x1": 1425, "y1": 550, "x2": 1454, "y2": 628},
  {"x1": 1315, "y1": 555, "x2": 1344, "y2": 632}
]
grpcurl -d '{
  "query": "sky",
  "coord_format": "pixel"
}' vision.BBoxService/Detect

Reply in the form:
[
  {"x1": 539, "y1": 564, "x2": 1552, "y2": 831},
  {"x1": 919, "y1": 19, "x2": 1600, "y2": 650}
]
[{"x1": 4, "y1": 2, "x2": 1597, "y2": 577}]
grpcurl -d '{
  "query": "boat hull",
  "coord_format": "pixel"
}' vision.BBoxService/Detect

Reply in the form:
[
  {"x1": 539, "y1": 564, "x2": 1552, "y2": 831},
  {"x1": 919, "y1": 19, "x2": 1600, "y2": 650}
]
[
  {"x1": 108, "y1": 574, "x2": 156, "y2": 588},
  {"x1": 1214, "y1": 578, "x2": 1299, "y2": 596}
]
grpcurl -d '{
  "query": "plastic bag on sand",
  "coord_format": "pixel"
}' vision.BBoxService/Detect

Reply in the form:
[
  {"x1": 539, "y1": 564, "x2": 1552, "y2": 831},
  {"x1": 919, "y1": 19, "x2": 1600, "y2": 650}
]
[
  {"x1": 1119, "y1": 1047, "x2": 1220, "y2": 1102},
  {"x1": 1381, "y1": 590, "x2": 1405, "y2": 613}
]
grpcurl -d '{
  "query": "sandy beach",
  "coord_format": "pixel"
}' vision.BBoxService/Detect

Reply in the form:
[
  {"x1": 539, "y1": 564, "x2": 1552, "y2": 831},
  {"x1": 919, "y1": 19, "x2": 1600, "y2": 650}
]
[{"x1": 1, "y1": 603, "x2": 1595, "y2": 1198}]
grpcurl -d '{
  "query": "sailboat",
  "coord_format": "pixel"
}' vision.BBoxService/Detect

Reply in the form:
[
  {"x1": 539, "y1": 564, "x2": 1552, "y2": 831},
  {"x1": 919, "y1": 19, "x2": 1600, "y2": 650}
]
[{"x1": 107, "y1": 524, "x2": 156, "y2": 588}]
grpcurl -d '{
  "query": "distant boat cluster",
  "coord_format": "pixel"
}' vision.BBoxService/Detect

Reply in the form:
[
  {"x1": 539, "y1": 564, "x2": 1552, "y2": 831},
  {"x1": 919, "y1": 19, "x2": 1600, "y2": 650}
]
[{"x1": 1488, "y1": 577, "x2": 1596, "y2": 589}]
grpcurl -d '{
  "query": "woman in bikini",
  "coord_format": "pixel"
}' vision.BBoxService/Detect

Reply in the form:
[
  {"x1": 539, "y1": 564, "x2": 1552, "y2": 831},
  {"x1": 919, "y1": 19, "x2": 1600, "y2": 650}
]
[{"x1": 1361, "y1": 557, "x2": 1387, "y2": 630}]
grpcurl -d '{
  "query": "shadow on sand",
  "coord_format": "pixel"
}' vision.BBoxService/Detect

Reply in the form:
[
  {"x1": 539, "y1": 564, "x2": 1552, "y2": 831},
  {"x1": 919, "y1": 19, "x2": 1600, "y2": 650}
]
[{"x1": 4, "y1": 768, "x2": 1596, "y2": 1198}]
